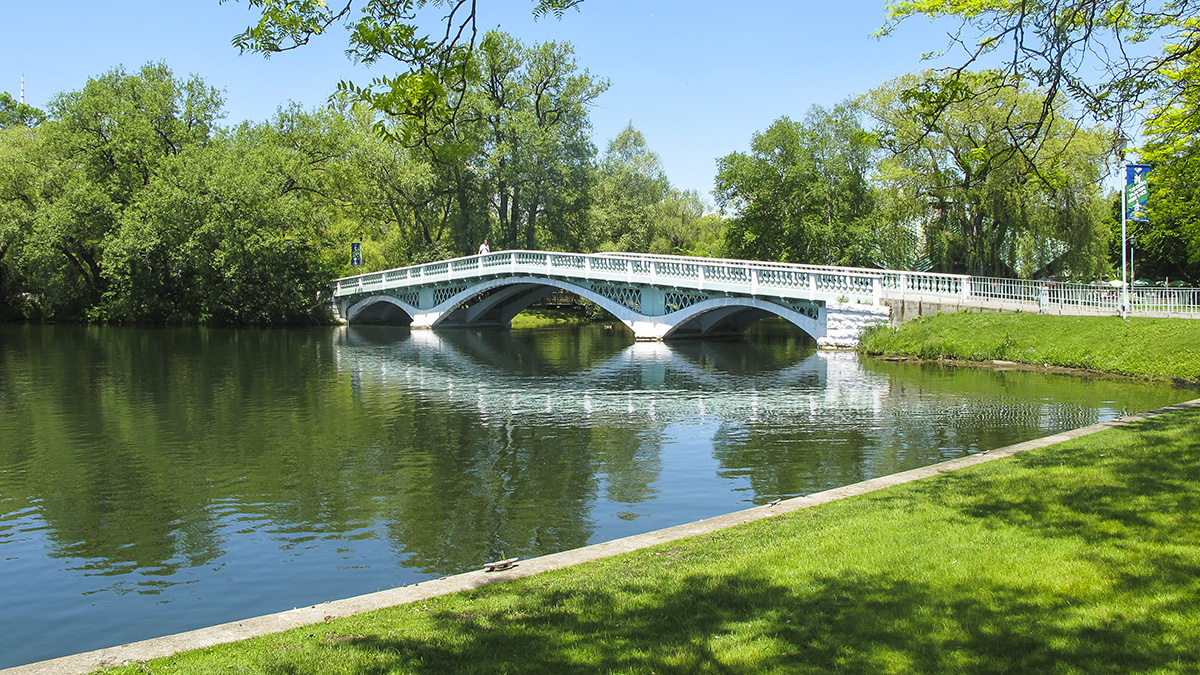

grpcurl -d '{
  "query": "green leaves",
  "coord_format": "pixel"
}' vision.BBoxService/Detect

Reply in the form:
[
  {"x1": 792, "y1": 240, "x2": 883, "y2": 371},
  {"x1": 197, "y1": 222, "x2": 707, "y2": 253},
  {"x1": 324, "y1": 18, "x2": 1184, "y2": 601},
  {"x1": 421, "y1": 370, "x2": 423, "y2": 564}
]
[
  {"x1": 715, "y1": 103, "x2": 881, "y2": 266},
  {"x1": 882, "y1": 0, "x2": 1200, "y2": 124},
  {"x1": 591, "y1": 124, "x2": 668, "y2": 253},
  {"x1": 1137, "y1": 30, "x2": 1200, "y2": 283},
  {"x1": 101, "y1": 128, "x2": 337, "y2": 325},
  {"x1": 225, "y1": 1, "x2": 588, "y2": 127},
  {"x1": 0, "y1": 92, "x2": 46, "y2": 129},
  {"x1": 0, "y1": 64, "x2": 350, "y2": 324},
  {"x1": 865, "y1": 70, "x2": 1112, "y2": 279}
]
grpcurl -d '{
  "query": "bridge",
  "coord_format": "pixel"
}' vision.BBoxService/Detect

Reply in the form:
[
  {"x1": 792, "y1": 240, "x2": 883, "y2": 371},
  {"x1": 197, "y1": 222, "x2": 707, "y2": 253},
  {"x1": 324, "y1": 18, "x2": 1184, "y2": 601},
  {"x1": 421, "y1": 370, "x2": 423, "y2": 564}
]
[{"x1": 329, "y1": 251, "x2": 1200, "y2": 346}]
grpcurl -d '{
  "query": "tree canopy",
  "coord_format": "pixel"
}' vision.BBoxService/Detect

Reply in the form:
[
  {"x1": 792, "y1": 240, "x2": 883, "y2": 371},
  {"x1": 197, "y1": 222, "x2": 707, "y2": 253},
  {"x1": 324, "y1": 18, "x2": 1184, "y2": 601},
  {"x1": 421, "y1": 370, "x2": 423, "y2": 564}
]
[
  {"x1": 866, "y1": 70, "x2": 1113, "y2": 279},
  {"x1": 0, "y1": 92, "x2": 46, "y2": 129},
  {"x1": 0, "y1": 36, "x2": 698, "y2": 324},
  {"x1": 1136, "y1": 42, "x2": 1200, "y2": 282},
  {"x1": 715, "y1": 103, "x2": 881, "y2": 267},
  {"x1": 881, "y1": 0, "x2": 1200, "y2": 129},
  {"x1": 223, "y1": 0, "x2": 587, "y2": 127},
  {"x1": 0, "y1": 63, "x2": 340, "y2": 323}
]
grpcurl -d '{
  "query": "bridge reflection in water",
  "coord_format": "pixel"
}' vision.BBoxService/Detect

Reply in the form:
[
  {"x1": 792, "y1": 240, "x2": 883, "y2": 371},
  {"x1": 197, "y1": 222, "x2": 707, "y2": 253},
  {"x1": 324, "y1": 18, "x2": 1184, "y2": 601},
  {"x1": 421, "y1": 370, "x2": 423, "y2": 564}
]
[{"x1": 335, "y1": 324, "x2": 1163, "y2": 504}]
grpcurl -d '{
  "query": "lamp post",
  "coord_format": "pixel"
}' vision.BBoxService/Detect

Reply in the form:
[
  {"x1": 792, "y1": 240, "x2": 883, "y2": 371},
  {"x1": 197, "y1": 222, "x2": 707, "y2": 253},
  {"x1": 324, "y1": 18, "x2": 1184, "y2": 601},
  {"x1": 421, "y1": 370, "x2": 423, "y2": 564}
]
[
  {"x1": 1120, "y1": 161, "x2": 1129, "y2": 319},
  {"x1": 1116, "y1": 132, "x2": 1130, "y2": 319}
]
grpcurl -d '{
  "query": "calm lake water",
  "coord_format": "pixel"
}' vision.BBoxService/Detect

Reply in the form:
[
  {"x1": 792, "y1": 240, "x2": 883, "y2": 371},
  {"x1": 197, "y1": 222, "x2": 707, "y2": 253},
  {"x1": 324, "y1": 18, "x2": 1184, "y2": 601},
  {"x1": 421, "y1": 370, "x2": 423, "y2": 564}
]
[{"x1": 0, "y1": 322, "x2": 1189, "y2": 668}]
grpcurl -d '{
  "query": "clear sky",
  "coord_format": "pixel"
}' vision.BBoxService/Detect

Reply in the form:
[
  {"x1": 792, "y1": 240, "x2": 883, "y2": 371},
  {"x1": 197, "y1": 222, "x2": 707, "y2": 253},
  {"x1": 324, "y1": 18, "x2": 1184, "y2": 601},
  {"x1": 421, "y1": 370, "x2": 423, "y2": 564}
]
[{"x1": 3, "y1": 1, "x2": 959, "y2": 201}]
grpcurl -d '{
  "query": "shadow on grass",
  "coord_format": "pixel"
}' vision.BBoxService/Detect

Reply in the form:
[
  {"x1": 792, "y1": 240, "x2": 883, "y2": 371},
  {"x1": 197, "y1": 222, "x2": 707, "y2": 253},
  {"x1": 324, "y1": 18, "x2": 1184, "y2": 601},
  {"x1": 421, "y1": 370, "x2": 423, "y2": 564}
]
[
  {"x1": 947, "y1": 412, "x2": 1200, "y2": 543},
  {"x1": 274, "y1": 563, "x2": 1197, "y2": 675}
]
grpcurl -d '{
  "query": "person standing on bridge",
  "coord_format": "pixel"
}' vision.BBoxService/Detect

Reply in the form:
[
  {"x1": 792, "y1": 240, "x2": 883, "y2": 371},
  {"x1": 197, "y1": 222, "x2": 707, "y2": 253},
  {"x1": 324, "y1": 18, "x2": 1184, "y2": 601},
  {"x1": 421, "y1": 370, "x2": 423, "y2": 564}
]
[{"x1": 478, "y1": 239, "x2": 490, "y2": 255}]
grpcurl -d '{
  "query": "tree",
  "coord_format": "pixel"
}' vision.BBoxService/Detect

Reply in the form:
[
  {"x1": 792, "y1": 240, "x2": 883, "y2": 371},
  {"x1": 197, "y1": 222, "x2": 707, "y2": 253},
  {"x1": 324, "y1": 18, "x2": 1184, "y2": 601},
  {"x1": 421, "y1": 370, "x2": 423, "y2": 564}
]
[
  {"x1": 715, "y1": 103, "x2": 880, "y2": 266},
  {"x1": 17, "y1": 63, "x2": 224, "y2": 318},
  {"x1": 0, "y1": 63, "x2": 347, "y2": 324},
  {"x1": 223, "y1": 0, "x2": 586, "y2": 128},
  {"x1": 336, "y1": 105, "x2": 446, "y2": 268},
  {"x1": 651, "y1": 188, "x2": 726, "y2": 258},
  {"x1": 0, "y1": 92, "x2": 45, "y2": 129},
  {"x1": 0, "y1": 124, "x2": 43, "y2": 317},
  {"x1": 880, "y1": 0, "x2": 1200, "y2": 130},
  {"x1": 467, "y1": 31, "x2": 606, "y2": 250},
  {"x1": 865, "y1": 70, "x2": 1112, "y2": 279},
  {"x1": 1137, "y1": 44, "x2": 1200, "y2": 282},
  {"x1": 336, "y1": 30, "x2": 606, "y2": 258},
  {"x1": 101, "y1": 117, "x2": 337, "y2": 324},
  {"x1": 590, "y1": 124, "x2": 669, "y2": 252}
]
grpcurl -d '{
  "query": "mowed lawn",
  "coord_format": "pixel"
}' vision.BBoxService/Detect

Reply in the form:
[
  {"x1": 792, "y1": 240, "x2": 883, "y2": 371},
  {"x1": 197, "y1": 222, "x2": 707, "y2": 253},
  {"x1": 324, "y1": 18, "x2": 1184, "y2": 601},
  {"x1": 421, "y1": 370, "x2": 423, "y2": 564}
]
[
  {"x1": 860, "y1": 313, "x2": 1200, "y2": 384},
  {"x1": 97, "y1": 402, "x2": 1200, "y2": 674}
]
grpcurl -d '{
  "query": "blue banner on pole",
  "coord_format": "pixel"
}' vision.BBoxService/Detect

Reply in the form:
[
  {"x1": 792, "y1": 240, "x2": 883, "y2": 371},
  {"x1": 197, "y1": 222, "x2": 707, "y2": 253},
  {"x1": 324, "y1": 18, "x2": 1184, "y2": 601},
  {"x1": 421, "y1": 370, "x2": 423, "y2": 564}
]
[
  {"x1": 1125, "y1": 164, "x2": 1151, "y2": 222},
  {"x1": 351, "y1": 241, "x2": 362, "y2": 266}
]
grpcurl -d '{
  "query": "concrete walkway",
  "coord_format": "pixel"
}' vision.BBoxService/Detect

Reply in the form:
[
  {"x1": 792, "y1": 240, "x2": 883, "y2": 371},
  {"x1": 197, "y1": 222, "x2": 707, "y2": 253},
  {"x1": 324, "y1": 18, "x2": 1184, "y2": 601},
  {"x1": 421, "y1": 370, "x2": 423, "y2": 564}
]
[{"x1": 9, "y1": 397, "x2": 1200, "y2": 675}]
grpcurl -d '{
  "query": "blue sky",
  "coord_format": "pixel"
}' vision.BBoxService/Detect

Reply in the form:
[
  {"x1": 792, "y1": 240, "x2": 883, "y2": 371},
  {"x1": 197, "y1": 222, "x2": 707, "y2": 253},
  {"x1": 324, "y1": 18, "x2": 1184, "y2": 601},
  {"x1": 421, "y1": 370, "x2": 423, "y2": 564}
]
[{"x1": 3, "y1": 1, "x2": 958, "y2": 200}]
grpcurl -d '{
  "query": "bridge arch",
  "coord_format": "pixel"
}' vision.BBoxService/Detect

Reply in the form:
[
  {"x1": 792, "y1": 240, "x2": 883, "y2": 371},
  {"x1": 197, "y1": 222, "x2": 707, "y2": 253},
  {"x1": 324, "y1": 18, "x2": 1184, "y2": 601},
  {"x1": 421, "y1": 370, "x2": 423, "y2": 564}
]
[
  {"x1": 345, "y1": 277, "x2": 826, "y2": 341},
  {"x1": 658, "y1": 297, "x2": 822, "y2": 341},
  {"x1": 344, "y1": 276, "x2": 652, "y2": 331},
  {"x1": 345, "y1": 295, "x2": 417, "y2": 325}
]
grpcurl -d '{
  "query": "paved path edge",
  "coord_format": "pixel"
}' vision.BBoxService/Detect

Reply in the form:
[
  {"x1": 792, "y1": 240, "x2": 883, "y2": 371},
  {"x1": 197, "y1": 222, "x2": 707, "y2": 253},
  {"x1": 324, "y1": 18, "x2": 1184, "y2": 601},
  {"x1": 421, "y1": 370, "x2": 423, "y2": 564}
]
[{"x1": 10, "y1": 396, "x2": 1200, "y2": 675}]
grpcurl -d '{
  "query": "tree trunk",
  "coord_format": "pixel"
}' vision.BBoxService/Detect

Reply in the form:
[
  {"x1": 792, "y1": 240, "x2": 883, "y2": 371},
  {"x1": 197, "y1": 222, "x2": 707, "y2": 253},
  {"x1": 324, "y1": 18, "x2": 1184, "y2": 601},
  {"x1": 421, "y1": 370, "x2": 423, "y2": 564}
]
[
  {"x1": 506, "y1": 185, "x2": 520, "y2": 248},
  {"x1": 524, "y1": 189, "x2": 541, "y2": 249},
  {"x1": 497, "y1": 179, "x2": 510, "y2": 247}
]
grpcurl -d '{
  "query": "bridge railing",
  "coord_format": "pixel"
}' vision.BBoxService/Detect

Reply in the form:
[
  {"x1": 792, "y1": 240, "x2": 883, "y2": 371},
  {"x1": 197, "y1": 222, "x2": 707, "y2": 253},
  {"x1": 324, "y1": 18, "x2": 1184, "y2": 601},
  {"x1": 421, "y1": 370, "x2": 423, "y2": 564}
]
[
  {"x1": 332, "y1": 251, "x2": 1200, "y2": 317},
  {"x1": 598, "y1": 252, "x2": 968, "y2": 300},
  {"x1": 333, "y1": 250, "x2": 889, "y2": 304}
]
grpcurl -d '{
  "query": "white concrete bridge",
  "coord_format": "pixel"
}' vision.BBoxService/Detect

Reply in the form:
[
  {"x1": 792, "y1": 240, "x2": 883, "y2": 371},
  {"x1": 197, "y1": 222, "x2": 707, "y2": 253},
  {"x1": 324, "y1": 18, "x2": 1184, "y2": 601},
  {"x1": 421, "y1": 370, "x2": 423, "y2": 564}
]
[{"x1": 330, "y1": 251, "x2": 1200, "y2": 346}]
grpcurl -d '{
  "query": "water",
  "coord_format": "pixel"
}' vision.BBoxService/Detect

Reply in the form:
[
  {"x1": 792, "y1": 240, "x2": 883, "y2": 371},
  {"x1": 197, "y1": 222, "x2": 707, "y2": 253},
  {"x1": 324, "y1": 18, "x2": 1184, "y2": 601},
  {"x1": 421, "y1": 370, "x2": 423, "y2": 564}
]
[{"x1": 0, "y1": 322, "x2": 1188, "y2": 668}]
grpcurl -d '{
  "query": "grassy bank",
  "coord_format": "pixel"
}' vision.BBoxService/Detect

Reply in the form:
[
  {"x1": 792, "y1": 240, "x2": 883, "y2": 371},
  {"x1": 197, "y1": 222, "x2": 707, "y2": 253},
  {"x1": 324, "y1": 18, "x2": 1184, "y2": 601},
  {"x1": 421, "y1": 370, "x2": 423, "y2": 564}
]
[
  {"x1": 96, "y1": 403, "x2": 1200, "y2": 674},
  {"x1": 860, "y1": 312, "x2": 1200, "y2": 384}
]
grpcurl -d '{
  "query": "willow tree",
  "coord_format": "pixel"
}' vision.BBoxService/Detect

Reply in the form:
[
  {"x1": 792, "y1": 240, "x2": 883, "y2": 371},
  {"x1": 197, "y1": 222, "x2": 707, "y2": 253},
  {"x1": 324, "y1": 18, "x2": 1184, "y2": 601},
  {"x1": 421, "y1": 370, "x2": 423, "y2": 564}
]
[
  {"x1": 13, "y1": 63, "x2": 224, "y2": 319},
  {"x1": 865, "y1": 70, "x2": 1112, "y2": 279}
]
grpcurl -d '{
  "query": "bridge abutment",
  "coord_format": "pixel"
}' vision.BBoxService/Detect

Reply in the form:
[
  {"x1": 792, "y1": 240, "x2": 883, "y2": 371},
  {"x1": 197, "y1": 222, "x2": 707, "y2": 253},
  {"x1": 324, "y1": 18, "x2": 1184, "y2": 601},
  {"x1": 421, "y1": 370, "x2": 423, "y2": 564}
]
[{"x1": 818, "y1": 303, "x2": 892, "y2": 349}]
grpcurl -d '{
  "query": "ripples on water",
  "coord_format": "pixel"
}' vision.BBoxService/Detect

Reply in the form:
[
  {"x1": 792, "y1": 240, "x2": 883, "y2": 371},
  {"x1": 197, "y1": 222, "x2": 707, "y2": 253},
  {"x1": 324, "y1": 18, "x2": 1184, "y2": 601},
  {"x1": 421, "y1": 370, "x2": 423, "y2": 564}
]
[{"x1": 0, "y1": 322, "x2": 1188, "y2": 668}]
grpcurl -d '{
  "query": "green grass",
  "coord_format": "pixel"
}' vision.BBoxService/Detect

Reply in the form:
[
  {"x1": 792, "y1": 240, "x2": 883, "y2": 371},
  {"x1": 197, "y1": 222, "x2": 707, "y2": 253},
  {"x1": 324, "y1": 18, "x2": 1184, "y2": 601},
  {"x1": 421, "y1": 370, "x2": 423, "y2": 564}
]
[
  {"x1": 98, "y1": 406, "x2": 1200, "y2": 674},
  {"x1": 860, "y1": 313, "x2": 1200, "y2": 383},
  {"x1": 508, "y1": 308, "x2": 598, "y2": 330}
]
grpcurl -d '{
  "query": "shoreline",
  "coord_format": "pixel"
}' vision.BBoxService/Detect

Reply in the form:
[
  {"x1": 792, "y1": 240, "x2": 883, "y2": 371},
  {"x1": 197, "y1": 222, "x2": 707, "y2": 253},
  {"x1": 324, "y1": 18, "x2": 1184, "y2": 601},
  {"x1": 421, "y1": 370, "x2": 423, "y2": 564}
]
[{"x1": 871, "y1": 353, "x2": 1200, "y2": 390}]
